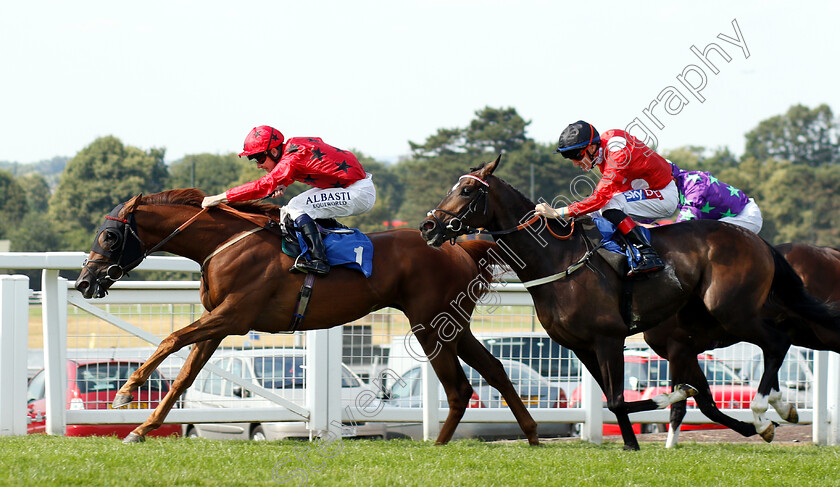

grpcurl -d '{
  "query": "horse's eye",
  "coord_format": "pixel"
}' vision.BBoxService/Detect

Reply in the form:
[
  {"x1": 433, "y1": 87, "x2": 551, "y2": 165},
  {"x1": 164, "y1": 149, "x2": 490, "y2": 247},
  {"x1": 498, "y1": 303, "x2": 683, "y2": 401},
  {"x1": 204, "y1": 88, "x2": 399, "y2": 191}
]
[
  {"x1": 460, "y1": 186, "x2": 472, "y2": 196},
  {"x1": 102, "y1": 230, "x2": 121, "y2": 249}
]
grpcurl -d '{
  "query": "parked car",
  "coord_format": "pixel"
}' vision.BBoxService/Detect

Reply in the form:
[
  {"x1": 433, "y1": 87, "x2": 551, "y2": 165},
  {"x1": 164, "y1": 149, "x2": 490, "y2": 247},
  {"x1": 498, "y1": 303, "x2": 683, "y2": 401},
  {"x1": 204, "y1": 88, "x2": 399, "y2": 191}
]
[
  {"x1": 182, "y1": 348, "x2": 386, "y2": 440},
  {"x1": 746, "y1": 345, "x2": 814, "y2": 409},
  {"x1": 474, "y1": 332, "x2": 583, "y2": 398},
  {"x1": 26, "y1": 359, "x2": 181, "y2": 438},
  {"x1": 384, "y1": 358, "x2": 572, "y2": 440},
  {"x1": 570, "y1": 349, "x2": 756, "y2": 435}
]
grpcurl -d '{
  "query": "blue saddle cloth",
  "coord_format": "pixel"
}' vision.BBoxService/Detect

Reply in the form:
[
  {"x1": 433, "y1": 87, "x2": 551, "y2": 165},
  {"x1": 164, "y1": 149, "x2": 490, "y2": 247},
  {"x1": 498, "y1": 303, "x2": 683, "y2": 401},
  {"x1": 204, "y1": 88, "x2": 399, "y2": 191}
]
[
  {"x1": 296, "y1": 228, "x2": 374, "y2": 278},
  {"x1": 592, "y1": 217, "x2": 652, "y2": 268}
]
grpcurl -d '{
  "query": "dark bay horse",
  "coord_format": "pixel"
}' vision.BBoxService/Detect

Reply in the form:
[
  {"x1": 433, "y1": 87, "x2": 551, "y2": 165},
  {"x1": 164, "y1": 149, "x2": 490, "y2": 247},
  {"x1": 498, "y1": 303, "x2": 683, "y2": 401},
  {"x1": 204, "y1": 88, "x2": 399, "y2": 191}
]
[
  {"x1": 652, "y1": 242, "x2": 840, "y2": 447},
  {"x1": 74, "y1": 188, "x2": 540, "y2": 445},
  {"x1": 419, "y1": 155, "x2": 839, "y2": 450}
]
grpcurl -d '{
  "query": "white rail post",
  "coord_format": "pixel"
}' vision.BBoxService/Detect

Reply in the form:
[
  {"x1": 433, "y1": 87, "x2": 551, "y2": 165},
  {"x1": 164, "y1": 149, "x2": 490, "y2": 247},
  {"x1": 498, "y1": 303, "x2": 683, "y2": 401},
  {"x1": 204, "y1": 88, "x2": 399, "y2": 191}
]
[
  {"x1": 829, "y1": 352, "x2": 840, "y2": 445},
  {"x1": 421, "y1": 359, "x2": 440, "y2": 441},
  {"x1": 813, "y1": 350, "x2": 829, "y2": 445},
  {"x1": 581, "y1": 366, "x2": 603, "y2": 445},
  {"x1": 306, "y1": 327, "x2": 342, "y2": 440},
  {"x1": 42, "y1": 271, "x2": 68, "y2": 436},
  {"x1": 0, "y1": 275, "x2": 29, "y2": 435}
]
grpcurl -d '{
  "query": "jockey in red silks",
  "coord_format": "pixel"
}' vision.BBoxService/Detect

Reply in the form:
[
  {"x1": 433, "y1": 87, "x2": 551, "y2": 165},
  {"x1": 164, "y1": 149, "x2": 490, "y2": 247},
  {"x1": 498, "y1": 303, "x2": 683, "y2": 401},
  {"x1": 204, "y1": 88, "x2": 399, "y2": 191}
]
[
  {"x1": 202, "y1": 125, "x2": 376, "y2": 275},
  {"x1": 535, "y1": 120, "x2": 678, "y2": 277}
]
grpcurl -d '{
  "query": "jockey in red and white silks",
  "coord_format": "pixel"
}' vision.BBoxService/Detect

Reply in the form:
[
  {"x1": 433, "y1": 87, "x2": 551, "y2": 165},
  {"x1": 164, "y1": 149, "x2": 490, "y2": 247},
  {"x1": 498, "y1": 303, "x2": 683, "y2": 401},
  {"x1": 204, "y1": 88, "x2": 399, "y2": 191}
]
[
  {"x1": 224, "y1": 135, "x2": 375, "y2": 220},
  {"x1": 536, "y1": 121, "x2": 678, "y2": 276},
  {"x1": 202, "y1": 125, "x2": 375, "y2": 275},
  {"x1": 565, "y1": 128, "x2": 678, "y2": 221}
]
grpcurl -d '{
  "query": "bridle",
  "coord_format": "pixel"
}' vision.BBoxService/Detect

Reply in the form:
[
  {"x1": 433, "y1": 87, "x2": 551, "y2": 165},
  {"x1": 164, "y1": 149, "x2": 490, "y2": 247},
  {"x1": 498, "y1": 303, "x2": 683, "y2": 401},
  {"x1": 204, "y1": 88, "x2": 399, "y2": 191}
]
[
  {"x1": 427, "y1": 174, "x2": 573, "y2": 242},
  {"x1": 82, "y1": 206, "x2": 144, "y2": 291},
  {"x1": 427, "y1": 175, "x2": 492, "y2": 235},
  {"x1": 83, "y1": 205, "x2": 209, "y2": 295}
]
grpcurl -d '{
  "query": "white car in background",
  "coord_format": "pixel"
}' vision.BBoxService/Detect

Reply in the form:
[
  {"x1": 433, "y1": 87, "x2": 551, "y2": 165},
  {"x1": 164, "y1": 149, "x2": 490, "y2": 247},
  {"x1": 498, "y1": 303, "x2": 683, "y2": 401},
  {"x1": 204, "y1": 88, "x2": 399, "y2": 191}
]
[
  {"x1": 182, "y1": 349, "x2": 386, "y2": 440},
  {"x1": 384, "y1": 358, "x2": 572, "y2": 441}
]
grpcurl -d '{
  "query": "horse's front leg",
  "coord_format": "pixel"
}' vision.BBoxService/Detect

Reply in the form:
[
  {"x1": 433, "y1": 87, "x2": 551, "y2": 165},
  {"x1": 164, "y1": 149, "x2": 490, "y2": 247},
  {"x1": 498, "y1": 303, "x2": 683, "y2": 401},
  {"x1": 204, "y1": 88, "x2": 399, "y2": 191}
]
[
  {"x1": 123, "y1": 337, "x2": 222, "y2": 443},
  {"x1": 577, "y1": 346, "x2": 641, "y2": 450},
  {"x1": 112, "y1": 312, "x2": 216, "y2": 408},
  {"x1": 666, "y1": 401, "x2": 686, "y2": 448}
]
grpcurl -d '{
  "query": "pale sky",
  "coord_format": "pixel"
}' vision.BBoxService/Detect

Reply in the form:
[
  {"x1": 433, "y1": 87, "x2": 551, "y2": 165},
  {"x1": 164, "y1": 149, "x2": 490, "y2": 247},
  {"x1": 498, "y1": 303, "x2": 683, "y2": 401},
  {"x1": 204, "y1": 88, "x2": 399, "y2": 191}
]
[{"x1": 2, "y1": 0, "x2": 838, "y2": 165}]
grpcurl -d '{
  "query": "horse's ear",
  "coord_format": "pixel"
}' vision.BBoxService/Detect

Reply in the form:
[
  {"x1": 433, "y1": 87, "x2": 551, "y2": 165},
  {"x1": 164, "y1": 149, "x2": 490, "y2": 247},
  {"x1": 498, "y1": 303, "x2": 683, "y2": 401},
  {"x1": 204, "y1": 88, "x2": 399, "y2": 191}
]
[
  {"x1": 478, "y1": 154, "x2": 502, "y2": 178},
  {"x1": 120, "y1": 194, "x2": 144, "y2": 218}
]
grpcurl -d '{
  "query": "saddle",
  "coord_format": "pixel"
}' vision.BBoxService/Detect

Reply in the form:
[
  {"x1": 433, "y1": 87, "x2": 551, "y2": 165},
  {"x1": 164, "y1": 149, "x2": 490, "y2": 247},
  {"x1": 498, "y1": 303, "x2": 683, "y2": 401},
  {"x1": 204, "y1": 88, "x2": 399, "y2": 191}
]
[
  {"x1": 578, "y1": 218, "x2": 629, "y2": 277},
  {"x1": 277, "y1": 213, "x2": 351, "y2": 258}
]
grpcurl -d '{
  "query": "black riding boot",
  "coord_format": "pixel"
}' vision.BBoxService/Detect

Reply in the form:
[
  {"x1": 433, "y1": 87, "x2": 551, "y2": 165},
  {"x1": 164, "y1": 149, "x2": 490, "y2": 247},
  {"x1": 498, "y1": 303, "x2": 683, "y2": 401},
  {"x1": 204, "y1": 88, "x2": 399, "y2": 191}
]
[
  {"x1": 602, "y1": 209, "x2": 664, "y2": 277},
  {"x1": 291, "y1": 217, "x2": 330, "y2": 276},
  {"x1": 623, "y1": 226, "x2": 664, "y2": 276}
]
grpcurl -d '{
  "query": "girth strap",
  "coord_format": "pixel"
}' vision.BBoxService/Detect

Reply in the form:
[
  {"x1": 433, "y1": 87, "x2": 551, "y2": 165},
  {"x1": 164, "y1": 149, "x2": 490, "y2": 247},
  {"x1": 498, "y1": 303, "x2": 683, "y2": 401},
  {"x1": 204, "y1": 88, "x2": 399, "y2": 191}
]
[
  {"x1": 287, "y1": 273, "x2": 317, "y2": 333},
  {"x1": 521, "y1": 255, "x2": 592, "y2": 288}
]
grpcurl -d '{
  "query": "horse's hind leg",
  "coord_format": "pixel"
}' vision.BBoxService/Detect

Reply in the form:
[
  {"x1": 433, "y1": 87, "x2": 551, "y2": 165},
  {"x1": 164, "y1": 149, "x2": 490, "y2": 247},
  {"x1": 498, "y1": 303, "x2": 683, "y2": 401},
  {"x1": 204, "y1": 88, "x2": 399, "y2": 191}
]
[
  {"x1": 123, "y1": 337, "x2": 222, "y2": 443},
  {"x1": 748, "y1": 345, "x2": 792, "y2": 442},
  {"x1": 456, "y1": 332, "x2": 540, "y2": 445},
  {"x1": 666, "y1": 338, "x2": 758, "y2": 443}
]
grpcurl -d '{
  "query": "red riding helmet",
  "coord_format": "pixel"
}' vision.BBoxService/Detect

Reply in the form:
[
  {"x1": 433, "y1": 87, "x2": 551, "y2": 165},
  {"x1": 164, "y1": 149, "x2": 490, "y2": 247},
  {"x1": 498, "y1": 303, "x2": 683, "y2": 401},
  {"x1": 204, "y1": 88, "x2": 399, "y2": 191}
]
[{"x1": 239, "y1": 125, "x2": 285, "y2": 157}]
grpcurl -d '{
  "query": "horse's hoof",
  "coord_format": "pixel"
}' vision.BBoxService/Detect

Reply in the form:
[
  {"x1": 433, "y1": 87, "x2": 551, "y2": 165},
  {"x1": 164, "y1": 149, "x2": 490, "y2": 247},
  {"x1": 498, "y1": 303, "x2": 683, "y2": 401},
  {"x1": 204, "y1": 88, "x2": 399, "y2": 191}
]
[
  {"x1": 528, "y1": 438, "x2": 541, "y2": 446},
  {"x1": 111, "y1": 394, "x2": 134, "y2": 409},
  {"x1": 675, "y1": 384, "x2": 699, "y2": 398},
  {"x1": 787, "y1": 406, "x2": 799, "y2": 424},
  {"x1": 122, "y1": 432, "x2": 145, "y2": 444},
  {"x1": 758, "y1": 422, "x2": 775, "y2": 443},
  {"x1": 623, "y1": 443, "x2": 641, "y2": 451}
]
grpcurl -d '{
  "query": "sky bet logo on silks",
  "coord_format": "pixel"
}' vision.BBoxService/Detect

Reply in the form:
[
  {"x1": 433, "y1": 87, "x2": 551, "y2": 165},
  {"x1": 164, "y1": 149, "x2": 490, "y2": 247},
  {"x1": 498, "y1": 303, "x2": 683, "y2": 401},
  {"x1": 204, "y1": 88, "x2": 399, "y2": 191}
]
[{"x1": 624, "y1": 189, "x2": 664, "y2": 202}]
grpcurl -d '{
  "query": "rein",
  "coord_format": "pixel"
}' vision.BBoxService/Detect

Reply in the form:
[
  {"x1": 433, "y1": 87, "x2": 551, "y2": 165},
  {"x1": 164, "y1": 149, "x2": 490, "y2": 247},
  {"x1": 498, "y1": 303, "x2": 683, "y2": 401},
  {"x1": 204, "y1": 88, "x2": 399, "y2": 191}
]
[{"x1": 122, "y1": 207, "x2": 210, "y2": 271}]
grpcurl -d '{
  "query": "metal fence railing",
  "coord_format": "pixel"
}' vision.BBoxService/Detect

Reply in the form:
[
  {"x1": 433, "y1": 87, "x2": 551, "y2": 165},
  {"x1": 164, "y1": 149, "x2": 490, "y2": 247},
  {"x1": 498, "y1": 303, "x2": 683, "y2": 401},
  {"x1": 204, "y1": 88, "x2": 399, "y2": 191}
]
[{"x1": 2, "y1": 252, "x2": 840, "y2": 445}]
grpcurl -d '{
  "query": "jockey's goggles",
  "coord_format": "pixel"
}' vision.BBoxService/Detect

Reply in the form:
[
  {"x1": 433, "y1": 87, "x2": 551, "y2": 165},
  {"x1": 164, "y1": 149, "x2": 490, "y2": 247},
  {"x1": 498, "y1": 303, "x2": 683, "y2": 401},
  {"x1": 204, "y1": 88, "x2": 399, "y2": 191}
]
[
  {"x1": 556, "y1": 138, "x2": 601, "y2": 161},
  {"x1": 247, "y1": 152, "x2": 269, "y2": 164}
]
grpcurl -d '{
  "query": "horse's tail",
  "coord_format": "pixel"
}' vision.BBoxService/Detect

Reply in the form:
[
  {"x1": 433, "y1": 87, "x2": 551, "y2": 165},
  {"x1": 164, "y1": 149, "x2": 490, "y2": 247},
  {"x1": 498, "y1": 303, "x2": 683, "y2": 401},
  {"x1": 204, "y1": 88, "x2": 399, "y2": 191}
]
[
  {"x1": 769, "y1": 242, "x2": 840, "y2": 329},
  {"x1": 455, "y1": 239, "x2": 497, "y2": 299}
]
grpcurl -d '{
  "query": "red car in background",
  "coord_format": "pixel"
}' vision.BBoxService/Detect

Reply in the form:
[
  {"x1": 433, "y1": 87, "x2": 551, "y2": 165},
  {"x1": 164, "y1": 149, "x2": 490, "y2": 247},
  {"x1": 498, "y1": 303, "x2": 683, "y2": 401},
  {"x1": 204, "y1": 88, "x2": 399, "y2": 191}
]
[
  {"x1": 570, "y1": 349, "x2": 756, "y2": 435},
  {"x1": 27, "y1": 359, "x2": 181, "y2": 438}
]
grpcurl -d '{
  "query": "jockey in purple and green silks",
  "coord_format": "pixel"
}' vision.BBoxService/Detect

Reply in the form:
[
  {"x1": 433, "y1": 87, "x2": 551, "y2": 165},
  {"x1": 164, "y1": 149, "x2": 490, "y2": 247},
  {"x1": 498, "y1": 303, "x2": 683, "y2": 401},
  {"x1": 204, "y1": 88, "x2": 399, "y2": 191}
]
[{"x1": 669, "y1": 162, "x2": 763, "y2": 234}]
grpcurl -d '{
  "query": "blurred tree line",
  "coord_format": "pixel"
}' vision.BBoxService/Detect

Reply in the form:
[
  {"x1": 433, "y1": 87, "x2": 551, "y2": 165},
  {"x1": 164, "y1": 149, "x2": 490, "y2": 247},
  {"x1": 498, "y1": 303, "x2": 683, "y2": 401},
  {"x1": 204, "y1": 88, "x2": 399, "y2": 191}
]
[{"x1": 1, "y1": 103, "x2": 839, "y2": 287}]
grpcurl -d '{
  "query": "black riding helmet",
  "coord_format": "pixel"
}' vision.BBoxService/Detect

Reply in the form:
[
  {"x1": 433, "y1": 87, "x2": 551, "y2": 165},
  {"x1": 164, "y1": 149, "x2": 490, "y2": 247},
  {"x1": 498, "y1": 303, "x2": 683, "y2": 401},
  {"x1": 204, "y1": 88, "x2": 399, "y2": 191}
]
[{"x1": 555, "y1": 120, "x2": 600, "y2": 159}]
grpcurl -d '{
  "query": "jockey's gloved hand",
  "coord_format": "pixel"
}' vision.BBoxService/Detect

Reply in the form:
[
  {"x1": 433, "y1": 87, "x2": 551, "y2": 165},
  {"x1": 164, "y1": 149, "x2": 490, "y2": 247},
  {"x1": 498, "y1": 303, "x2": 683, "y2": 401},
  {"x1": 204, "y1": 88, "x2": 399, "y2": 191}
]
[
  {"x1": 269, "y1": 185, "x2": 286, "y2": 198},
  {"x1": 202, "y1": 194, "x2": 228, "y2": 208},
  {"x1": 535, "y1": 203, "x2": 567, "y2": 219}
]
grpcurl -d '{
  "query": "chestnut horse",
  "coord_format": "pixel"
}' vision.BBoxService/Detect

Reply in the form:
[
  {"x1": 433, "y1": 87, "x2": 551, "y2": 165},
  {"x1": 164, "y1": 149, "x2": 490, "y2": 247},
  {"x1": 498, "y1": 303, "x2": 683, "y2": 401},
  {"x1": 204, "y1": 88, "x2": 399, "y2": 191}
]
[
  {"x1": 652, "y1": 242, "x2": 840, "y2": 447},
  {"x1": 420, "y1": 155, "x2": 839, "y2": 450},
  {"x1": 74, "y1": 189, "x2": 540, "y2": 445}
]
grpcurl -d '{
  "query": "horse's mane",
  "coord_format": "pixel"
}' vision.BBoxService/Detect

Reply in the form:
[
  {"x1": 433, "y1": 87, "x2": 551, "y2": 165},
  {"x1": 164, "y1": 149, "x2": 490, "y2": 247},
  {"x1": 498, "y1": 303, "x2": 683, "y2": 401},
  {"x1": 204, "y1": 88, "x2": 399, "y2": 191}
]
[
  {"x1": 141, "y1": 188, "x2": 279, "y2": 216},
  {"x1": 142, "y1": 188, "x2": 206, "y2": 207}
]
